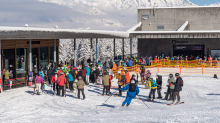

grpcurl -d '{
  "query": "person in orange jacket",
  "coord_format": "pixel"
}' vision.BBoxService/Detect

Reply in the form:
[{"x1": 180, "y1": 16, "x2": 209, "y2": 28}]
[
  {"x1": 125, "y1": 70, "x2": 130, "y2": 85},
  {"x1": 112, "y1": 62, "x2": 117, "y2": 71},
  {"x1": 58, "y1": 72, "x2": 66, "y2": 97}
]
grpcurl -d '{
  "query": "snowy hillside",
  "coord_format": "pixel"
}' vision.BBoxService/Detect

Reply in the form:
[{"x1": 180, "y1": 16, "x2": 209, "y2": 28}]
[
  {"x1": 38, "y1": 0, "x2": 197, "y2": 30},
  {"x1": 1, "y1": 74, "x2": 220, "y2": 122}
]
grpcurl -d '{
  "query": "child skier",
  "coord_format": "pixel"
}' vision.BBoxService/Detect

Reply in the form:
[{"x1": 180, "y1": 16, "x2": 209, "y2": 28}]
[
  {"x1": 147, "y1": 78, "x2": 157, "y2": 101},
  {"x1": 121, "y1": 80, "x2": 139, "y2": 107}
]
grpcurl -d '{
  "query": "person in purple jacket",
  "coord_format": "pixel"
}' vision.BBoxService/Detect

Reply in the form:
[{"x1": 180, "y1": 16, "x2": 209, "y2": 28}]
[{"x1": 35, "y1": 73, "x2": 44, "y2": 95}]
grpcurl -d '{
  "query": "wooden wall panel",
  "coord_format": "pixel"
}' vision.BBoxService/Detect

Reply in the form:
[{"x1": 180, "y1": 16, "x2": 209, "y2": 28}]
[{"x1": 1, "y1": 39, "x2": 59, "y2": 49}]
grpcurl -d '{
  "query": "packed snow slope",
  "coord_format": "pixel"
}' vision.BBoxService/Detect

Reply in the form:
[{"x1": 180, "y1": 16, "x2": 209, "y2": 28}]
[{"x1": 1, "y1": 74, "x2": 220, "y2": 122}]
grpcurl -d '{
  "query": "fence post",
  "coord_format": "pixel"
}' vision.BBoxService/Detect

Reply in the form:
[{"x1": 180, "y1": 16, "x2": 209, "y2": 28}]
[
  {"x1": 164, "y1": 59, "x2": 165, "y2": 66},
  {"x1": 202, "y1": 64, "x2": 204, "y2": 74},
  {"x1": 136, "y1": 64, "x2": 137, "y2": 74},
  {"x1": 157, "y1": 65, "x2": 159, "y2": 73},
  {"x1": 180, "y1": 64, "x2": 182, "y2": 74}
]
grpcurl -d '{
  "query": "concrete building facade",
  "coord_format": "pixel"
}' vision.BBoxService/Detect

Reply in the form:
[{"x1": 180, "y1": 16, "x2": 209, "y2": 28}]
[{"x1": 134, "y1": 6, "x2": 220, "y2": 57}]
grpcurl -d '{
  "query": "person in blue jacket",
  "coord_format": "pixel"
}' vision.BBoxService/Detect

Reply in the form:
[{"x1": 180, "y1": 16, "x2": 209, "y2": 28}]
[
  {"x1": 66, "y1": 72, "x2": 74, "y2": 92},
  {"x1": 85, "y1": 66, "x2": 91, "y2": 84},
  {"x1": 145, "y1": 57, "x2": 149, "y2": 66},
  {"x1": 121, "y1": 80, "x2": 140, "y2": 107},
  {"x1": 127, "y1": 59, "x2": 133, "y2": 67}
]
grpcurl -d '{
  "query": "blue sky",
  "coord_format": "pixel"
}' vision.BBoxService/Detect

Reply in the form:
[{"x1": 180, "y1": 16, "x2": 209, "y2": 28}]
[{"x1": 190, "y1": 0, "x2": 219, "y2": 6}]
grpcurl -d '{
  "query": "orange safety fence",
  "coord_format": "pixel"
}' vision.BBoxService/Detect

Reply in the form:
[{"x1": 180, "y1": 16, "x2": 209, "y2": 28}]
[{"x1": 112, "y1": 60, "x2": 220, "y2": 76}]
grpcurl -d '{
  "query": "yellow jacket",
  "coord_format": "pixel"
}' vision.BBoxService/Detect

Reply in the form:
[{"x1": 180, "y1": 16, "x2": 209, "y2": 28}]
[
  {"x1": 116, "y1": 74, "x2": 122, "y2": 85},
  {"x1": 148, "y1": 80, "x2": 157, "y2": 89}
]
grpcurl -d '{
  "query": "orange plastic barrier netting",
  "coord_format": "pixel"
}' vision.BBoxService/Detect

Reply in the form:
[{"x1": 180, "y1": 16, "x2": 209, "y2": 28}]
[{"x1": 111, "y1": 60, "x2": 220, "y2": 75}]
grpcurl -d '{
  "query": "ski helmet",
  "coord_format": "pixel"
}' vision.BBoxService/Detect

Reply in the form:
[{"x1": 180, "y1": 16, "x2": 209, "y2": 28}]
[
  {"x1": 156, "y1": 73, "x2": 161, "y2": 76},
  {"x1": 175, "y1": 73, "x2": 180, "y2": 76},
  {"x1": 169, "y1": 74, "x2": 173, "y2": 77}
]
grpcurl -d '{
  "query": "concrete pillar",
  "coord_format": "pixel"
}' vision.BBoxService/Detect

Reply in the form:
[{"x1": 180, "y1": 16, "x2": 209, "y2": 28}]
[
  {"x1": 0, "y1": 39, "x2": 1, "y2": 78},
  {"x1": 54, "y1": 39, "x2": 56, "y2": 65},
  {"x1": 130, "y1": 38, "x2": 132, "y2": 58},
  {"x1": 29, "y1": 39, "x2": 32, "y2": 72},
  {"x1": 113, "y1": 38, "x2": 115, "y2": 60},
  {"x1": 90, "y1": 38, "x2": 93, "y2": 64},
  {"x1": 122, "y1": 38, "x2": 124, "y2": 60},
  {"x1": 74, "y1": 39, "x2": 76, "y2": 66},
  {"x1": 96, "y1": 38, "x2": 98, "y2": 63}
]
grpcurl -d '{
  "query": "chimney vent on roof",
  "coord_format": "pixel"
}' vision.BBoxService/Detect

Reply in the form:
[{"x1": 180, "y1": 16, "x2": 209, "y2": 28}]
[{"x1": 25, "y1": 24, "x2": 28, "y2": 27}]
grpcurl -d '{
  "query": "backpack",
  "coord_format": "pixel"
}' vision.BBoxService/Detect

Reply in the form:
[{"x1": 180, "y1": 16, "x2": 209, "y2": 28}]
[
  {"x1": 151, "y1": 80, "x2": 157, "y2": 87},
  {"x1": 180, "y1": 78, "x2": 183, "y2": 86},
  {"x1": 129, "y1": 83, "x2": 136, "y2": 92}
]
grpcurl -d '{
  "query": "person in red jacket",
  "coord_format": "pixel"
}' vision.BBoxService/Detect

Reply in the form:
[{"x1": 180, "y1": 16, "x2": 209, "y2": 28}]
[
  {"x1": 81, "y1": 68, "x2": 87, "y2": 84},
  {"x1": 52, "y1": 71, "x2": 59, "y2": 93},
  {"x1": 58, "y1": 72, "x2": 66, "y2": 97},
  {"x1": 108, "y1": 74, "x2": 113, "y2": 92}
]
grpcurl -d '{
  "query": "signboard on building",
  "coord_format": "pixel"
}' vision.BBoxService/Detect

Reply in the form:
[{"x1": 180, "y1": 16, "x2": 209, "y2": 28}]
[{"x1": 174, "y1": 45, "x2": 204, "y2": 51}]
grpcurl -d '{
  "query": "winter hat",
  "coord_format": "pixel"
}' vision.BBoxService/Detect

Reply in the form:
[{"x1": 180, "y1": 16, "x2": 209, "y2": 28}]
[
  {"x1": 117, "y1": 71, "x2": 121, "y2": 74},
  {"x1": 131, "y1": 80, "x2": 135, "y2": 84},
  {"x1": 169, "y1": 74, "x2": 173, "y2": 77},
  {"x1": 156, "y1": 73, "x2": 161, "y2": 76},
  {"x1": 60, "y1": 72, "x2": 64, "y2": 75},
  {"x1": 147, "y1": 70, "x2": 150, "y2": 73},
  {"x1": 175, "y1": 73, "x2": 180, "y2": 76},
  {"x1": 66, "y1": 72, "x2": 69, "y2": 75},
  {"x1": 132, "y1": 75, "x2": 136, "y2": 78},
  {"x1": 78, "y1": 76, "x2": 82, "y2": 80}
]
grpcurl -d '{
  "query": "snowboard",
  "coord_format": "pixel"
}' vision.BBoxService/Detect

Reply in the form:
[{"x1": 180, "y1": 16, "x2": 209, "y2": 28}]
[{"x1": 167, "y1": 102, "x2": 184, "y2": 106}]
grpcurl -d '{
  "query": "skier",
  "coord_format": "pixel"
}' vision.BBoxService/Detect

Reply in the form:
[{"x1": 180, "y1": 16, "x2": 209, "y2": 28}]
[
  {"x1": 102, "y1": 72, "x2": 110, "y2": 95},
  {"x1": 170, "y1": 73, "x2": 183, "y2": 104},
  {"x1": 116, "y1": 71, "x2": 122, "y2": 96},
  {"x1": 121, "y1": 80, "x2": 139, "y2": 107},
  {"x1": 66, "y1": 72, "x2": 74, "y2": 92},
  {"x1": 77, "y1": 76, "x2": 86, "y2": 100},
  {"x1": 144, "y1": 70, "x2": 151, "y2": 89},
  {"x1": 58, "y1": 72, "x2": 66, "y2": 97},
  {"x1": 156, "y1": 73, "x2": 162, "y2": 98},
  {"x1": 130, "y1": 75, "x2": 138, "y2": 85},
  {"x1": 52, "y1": 71, "x2": 59, "y2": 93},
  {"x1": 34, "y1": 73, "x2": 44, "y2": 95},
  {"x1": 147, "y1": 78, "x2": 157, "y2": 101},
  {"x1": 81, "y1": 67, "x2": 87, "y2": 84},
  {"x1": 140, "y1": 65, "x2": 145, "y2": 85},
  {"x1": 125, "y1": 70, "x2": 130, "y2": 85},
  {"x1": 47, "y1": 67, "x2": 52, "y2": 85},
  {"x1": 85, "y1": 66, "x2": 90, "y2": 84},
  {"x1": 164, "y1": 74, "x2": 176, "y2": 100}
]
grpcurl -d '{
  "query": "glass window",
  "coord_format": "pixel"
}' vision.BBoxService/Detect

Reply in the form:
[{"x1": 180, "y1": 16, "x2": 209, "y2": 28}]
[
  {"x1": 141, "y1": 15, "x2": 149, "y2": 20},
  {"x1": 32, "y1": 48, "x2": 38, "y2": 72},
  {"x1": 16, "y1": 48, "x2": 27, "y2": 78},
  {"x1": 40, "y1": 47, "x2": 48, "y2": 71},
  {"x1": 157, "y1": 25, "x2": 164, "y2": 29}
]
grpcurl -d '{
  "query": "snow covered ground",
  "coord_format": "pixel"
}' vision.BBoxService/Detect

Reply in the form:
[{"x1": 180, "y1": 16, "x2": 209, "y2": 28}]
[{"x1": 1, "y1": 74, "x2": 220, "y2": 123}]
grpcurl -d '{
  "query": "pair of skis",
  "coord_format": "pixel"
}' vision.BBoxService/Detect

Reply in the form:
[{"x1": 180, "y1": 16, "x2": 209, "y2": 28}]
[{"x1": 167, "y1": 102, "x2": 184, "y2": 106}]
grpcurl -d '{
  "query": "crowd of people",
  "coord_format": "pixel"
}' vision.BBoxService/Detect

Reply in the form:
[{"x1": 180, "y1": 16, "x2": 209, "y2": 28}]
[{"x1": 29, "y1": 57, "x2": 184, "y2": 106}]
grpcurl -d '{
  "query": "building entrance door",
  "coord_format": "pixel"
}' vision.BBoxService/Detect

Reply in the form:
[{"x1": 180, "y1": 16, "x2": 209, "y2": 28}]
[{"x1": 3, "y1": 49, "x2": 15, "y2": 79}]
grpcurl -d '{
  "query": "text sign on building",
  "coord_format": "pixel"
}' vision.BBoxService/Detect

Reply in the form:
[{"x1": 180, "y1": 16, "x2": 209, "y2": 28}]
[{"x1": 174, "y1": 45, "x2": 203, "y2": 51}]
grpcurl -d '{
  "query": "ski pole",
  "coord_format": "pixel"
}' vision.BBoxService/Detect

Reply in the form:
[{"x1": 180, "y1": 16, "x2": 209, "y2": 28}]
[
  {"x1": 105, "y1": 94, "x2": 112, "y2": 102},
  {"x1": 137, "y1": 95, "x2": 149, "y2": 108}
]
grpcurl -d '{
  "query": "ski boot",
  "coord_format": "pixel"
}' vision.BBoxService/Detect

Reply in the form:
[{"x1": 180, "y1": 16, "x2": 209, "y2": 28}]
[
  {"x1": 170, "y1": 101, "x2": 175, "y2": 105},
  {"x1": 175, "y1": 100, "x2": 181, "y2": 105},
  {"x1": 126, "y1": 103, "x2": 130, "y2": 107},
  {"x1": 122, "y1": 104, "x2": 125, "y2": 107}
]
